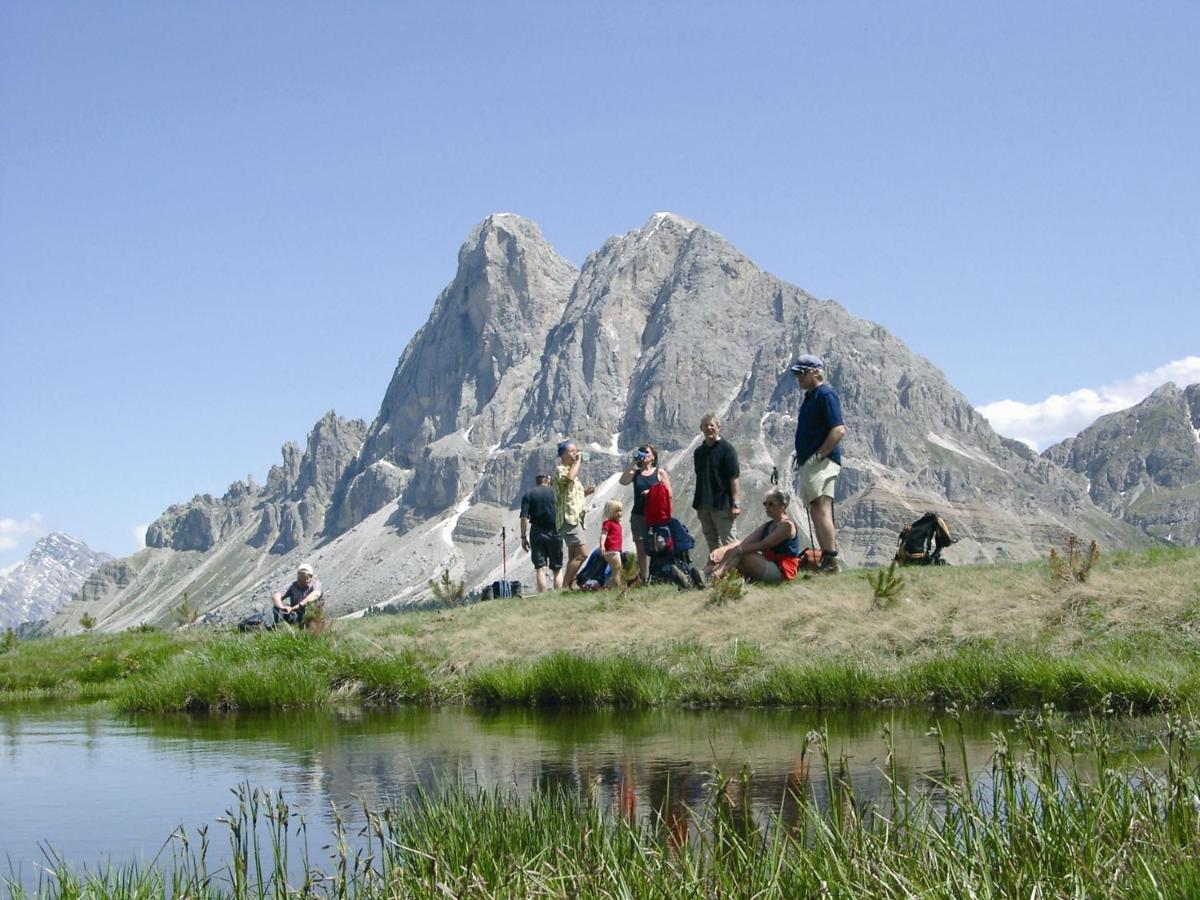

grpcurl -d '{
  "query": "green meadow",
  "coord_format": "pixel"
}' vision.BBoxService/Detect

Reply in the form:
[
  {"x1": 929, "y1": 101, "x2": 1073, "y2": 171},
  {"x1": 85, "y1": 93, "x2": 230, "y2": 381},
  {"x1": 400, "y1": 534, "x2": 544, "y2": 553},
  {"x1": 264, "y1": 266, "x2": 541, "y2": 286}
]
[{"x1": 3, "y1": 546, "x2": 1198, "y2": 714}]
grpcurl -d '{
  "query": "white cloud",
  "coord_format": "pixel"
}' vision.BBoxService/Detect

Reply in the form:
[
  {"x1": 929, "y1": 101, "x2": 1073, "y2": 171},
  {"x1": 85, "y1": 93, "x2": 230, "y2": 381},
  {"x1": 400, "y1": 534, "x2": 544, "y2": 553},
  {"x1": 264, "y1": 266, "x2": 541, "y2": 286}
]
[
  {"x1": 978, "y1": 356, "x2": 1200, "y2": 450},
  {"x1": 0, "y1": 562, "x2": 19, "y2": 578},
  {"x1": 132, "y1": 523, "x2": 149, "y2": 551},
  {"x1": 0, "y1": 513, "x2": 46, "y2": 552}
]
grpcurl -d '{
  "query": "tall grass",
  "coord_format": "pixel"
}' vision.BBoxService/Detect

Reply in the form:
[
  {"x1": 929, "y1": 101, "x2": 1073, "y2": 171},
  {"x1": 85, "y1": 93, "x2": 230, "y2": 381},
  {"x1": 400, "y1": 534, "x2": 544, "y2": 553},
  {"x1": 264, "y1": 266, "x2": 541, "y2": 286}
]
[
  {"x1": 0, "y1": 631, "x2": 181, "y2": 702},
  {"x1": 4, "y1": 630, "x2": 1197, "y2": 714},
  {"x1": 8, "y1": 713, "x2": 1199, "y2": 898},
  {"x1": 111, "y1": 631, "x2": 435, "y2": 712}
]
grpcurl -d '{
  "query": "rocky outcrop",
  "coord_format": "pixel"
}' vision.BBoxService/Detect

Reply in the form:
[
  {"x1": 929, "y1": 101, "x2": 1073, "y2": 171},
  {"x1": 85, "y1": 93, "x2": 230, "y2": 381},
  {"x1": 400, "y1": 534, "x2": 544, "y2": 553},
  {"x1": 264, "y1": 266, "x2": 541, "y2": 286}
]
[
  {"x1": 144, "y1": 411, "x2": 366, "y2": 558},
  {"x1": 0, "y1": 533, "x2": 113, "y2": 629},
  {"x1": 59, "y1": 212, "x2": 1157, "y2": 633},
  {"x1": 1045, "y1": 383, "x2": 1200, "y2": 544}
]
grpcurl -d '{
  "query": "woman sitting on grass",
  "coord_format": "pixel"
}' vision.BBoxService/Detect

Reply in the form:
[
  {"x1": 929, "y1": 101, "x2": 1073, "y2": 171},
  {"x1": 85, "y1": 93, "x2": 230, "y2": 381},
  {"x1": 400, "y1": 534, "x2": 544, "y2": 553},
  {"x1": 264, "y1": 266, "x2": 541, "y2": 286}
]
[{"x1": 706, "y1": 490, "x2": 801, "y2": 583}]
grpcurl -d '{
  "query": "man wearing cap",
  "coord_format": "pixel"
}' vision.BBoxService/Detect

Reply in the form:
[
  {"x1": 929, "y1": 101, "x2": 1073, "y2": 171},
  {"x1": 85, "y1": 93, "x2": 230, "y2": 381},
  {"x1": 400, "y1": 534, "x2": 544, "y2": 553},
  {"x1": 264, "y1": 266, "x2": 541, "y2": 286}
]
[
  {"x1": 272, "y1": 563, "x2": 323, "y2": 626},
  {"x1": 790, "y1": 355, "x2": 846, "y2": 573},
  {"x1": 553, "y1": 440, "x2": 596, "y2": 590},
  {"x1": 520, "y1": 473, "x2": 563, "y2": 593}
]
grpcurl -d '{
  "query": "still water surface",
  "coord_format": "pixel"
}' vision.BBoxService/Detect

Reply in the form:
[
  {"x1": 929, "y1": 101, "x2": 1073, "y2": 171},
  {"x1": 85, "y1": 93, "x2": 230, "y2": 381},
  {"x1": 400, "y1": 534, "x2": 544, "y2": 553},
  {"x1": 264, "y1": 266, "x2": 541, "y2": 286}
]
[{"x1": 0, "y1": 703, "x2": 1038, "y2": 881}]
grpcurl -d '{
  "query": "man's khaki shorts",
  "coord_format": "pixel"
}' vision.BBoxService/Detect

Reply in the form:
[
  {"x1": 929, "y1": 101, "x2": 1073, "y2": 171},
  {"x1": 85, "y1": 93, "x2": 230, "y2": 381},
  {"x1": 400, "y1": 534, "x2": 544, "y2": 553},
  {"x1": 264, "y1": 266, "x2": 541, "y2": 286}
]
[
  {"x1": 800, "y1": 455, "x2": 841, "y2": 505},
  {"x1": 559, "y1": 522, "x2": 586, "y2": 547}
]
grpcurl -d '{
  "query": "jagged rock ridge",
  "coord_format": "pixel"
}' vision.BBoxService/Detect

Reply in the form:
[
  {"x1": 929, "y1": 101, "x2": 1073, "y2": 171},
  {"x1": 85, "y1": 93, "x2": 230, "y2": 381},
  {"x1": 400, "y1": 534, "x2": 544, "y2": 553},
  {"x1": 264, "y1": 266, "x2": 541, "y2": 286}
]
[
  {"x1": 56, "y1": 213, "x2": 1153, "y2": 633},
  {"x1": 0, "y1": 533, "x2": 113, "y2": 630},
  {"x1": 1044, "y1": 383, "x2": 1200, "y2": 545}
]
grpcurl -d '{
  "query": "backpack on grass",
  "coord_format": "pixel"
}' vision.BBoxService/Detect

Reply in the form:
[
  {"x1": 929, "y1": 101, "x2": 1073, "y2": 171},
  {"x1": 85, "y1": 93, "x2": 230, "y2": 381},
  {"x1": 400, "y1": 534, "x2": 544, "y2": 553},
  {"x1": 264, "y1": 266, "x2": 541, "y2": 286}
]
[
  {"x1": 895, "y1": 512, "x2": 955, "y2": 566},
  {"x1": 647, "y1": 518, "x2": 704, "y2": 590}
]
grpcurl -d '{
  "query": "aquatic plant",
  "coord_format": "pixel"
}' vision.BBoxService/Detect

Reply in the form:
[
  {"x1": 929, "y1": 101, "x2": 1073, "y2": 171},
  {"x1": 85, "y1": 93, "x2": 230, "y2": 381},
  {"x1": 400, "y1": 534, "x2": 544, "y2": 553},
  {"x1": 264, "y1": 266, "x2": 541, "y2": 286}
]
[{"x1": 7, "y1": 713, "x2": 1200, "y2": 898}]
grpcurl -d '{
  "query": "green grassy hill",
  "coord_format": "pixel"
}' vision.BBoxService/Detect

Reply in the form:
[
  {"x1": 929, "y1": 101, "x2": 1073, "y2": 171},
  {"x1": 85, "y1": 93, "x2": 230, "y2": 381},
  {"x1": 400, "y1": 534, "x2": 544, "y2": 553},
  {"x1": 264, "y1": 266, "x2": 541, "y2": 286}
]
[{"x1": 4, "y1": 546, "x2": 1198, "y2": 713}]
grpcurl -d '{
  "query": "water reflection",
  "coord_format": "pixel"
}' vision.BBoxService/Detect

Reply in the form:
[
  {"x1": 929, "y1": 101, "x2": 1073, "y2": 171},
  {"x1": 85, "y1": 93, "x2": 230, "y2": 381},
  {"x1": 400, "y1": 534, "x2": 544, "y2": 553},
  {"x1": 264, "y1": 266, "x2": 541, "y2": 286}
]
[{"x1": 0, "y1": 703, "x2": 1160, "y2": 882}]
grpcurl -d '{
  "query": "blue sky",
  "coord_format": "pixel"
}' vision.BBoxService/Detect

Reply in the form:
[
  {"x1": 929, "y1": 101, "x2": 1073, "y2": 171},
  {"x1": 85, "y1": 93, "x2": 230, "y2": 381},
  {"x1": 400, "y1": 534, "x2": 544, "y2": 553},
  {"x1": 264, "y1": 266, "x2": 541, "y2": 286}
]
[{"x1": 2, "y1": 2, "x2": 1198, "y2": 566}]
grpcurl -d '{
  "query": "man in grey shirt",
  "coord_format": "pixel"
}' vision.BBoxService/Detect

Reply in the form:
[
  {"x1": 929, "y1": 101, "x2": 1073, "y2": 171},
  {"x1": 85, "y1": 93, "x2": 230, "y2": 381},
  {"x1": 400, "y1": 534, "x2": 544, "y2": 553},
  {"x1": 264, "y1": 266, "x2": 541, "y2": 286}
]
[{"x1": 272, "y1": 562, "x2": 323, "y2": 626}]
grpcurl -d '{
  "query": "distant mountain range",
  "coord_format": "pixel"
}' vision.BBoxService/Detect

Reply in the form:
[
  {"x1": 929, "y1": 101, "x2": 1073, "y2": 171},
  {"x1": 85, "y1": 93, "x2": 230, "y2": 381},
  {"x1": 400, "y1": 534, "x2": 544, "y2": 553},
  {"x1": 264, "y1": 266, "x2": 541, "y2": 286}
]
[
  {"x1": 0, "y1": 533, "x2": 112, "y2": 630},
  {"x1": 1044, "y1": 382, "x2": 1200, "y2": 545},
  {"x1": 54, "y1": 213, "x2": 1191, "y2": 633}
]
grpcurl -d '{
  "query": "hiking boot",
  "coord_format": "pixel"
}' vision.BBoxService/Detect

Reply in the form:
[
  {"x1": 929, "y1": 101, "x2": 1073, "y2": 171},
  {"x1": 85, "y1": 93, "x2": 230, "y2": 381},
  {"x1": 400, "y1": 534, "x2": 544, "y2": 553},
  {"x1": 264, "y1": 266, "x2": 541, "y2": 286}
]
[
  {"x1": 689, "y1": 567, "x2": 706, "y2": 589},
  {"x1": 816, "y1": 554, "x2": 842, "y2": 575}
]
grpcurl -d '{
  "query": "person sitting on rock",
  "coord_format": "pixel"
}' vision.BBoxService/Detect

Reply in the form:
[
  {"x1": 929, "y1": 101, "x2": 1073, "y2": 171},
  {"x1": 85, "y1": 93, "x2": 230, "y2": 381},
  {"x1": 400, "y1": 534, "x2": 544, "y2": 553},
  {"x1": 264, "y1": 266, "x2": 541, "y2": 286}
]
[
  {"x1": 706, "y1": 490, "x2": 801, "y2": 583},
  {"x1": 272, "y1": 562, "x2": 323, "y2": 626}
]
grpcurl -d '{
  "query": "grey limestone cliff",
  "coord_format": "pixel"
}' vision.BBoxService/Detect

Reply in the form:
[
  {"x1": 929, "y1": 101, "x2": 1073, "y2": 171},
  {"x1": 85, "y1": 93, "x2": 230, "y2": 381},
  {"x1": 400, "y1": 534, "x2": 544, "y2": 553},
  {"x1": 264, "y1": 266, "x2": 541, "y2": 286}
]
[
  {"x1": 1044, "y1": 383, "x2": 1200, "y2": 544},
  {"x1": 58, "y1": 212, "x2": 1153, "y2": 633}
]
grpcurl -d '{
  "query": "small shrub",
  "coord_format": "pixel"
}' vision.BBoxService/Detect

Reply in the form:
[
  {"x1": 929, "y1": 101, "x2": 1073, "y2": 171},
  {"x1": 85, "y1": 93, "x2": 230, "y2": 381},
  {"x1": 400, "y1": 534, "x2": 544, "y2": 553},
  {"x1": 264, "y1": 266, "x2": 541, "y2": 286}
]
[
  {"x1": 1050, "y1": 535, "x2": 1100, "y2": 586},
  {"x1": 303, "y1": 602, "x2": 328, "y2": 636},
  {"x1": 866, "y1": 561, "x2": 905, "y2": 608},
  {"x1": 708, "y1": 571, "x2": 747, "y2": 606},
  {"x1": 429, "y1": 567, "x2": 466, "y2": 606},
  {"x1": 79, "y1": 612, "x2": 96, "y2": 632},
  {"x1": 1, "y1": 628, "x2": 17, "y2": 653},
  {"x1": 171, "y1": 593, "x2": 200, "y2": 627}
]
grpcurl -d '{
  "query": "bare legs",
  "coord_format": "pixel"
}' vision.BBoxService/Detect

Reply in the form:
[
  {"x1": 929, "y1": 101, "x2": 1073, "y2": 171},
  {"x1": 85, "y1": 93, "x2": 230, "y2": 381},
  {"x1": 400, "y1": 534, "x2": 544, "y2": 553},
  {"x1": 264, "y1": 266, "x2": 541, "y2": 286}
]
[{"x1": 809, "y1": 496, "x2": 837, "y2": 552}]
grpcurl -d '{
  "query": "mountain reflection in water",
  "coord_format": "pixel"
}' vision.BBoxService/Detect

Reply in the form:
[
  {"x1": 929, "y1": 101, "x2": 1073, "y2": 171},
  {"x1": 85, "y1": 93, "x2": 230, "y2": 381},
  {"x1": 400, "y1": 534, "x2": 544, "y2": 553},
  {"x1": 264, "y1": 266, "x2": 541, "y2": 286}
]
[{"x1": 0, "y1": 704, "x2": 1136, "y2": 881}]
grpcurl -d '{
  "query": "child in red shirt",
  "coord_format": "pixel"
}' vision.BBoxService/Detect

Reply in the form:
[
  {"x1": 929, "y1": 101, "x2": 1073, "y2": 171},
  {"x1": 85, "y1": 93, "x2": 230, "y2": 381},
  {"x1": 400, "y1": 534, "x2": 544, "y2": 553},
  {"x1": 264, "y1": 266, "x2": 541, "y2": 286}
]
[{"x1": 601, "y1": 499, "x2": 624, "y2": 589}]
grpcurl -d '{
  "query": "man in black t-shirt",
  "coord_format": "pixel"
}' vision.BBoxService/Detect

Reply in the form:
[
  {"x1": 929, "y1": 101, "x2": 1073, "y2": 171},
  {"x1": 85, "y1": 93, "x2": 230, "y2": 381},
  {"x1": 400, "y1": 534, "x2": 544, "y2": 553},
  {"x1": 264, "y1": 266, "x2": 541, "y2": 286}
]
[
  {"x1": 520, "y1": 474, "x2": 563, "y2": 592},
  {"x1": 691, "y1": 412, "x2": 742, "y2": 555}
]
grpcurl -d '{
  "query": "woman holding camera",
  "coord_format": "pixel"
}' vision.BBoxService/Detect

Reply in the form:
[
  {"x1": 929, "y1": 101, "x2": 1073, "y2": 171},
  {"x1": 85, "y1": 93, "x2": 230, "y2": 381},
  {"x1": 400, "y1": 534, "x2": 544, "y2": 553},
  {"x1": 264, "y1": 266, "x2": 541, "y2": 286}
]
[{"x1": 619, "y1": 444, "x2": 673, "y2": 583}]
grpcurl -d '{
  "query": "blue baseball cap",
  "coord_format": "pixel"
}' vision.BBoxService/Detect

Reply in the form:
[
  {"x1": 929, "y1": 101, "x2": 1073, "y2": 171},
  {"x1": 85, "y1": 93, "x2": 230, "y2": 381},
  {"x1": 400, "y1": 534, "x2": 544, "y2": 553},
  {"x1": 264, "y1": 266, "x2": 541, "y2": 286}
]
[
  {"x1": 789, "y1": 354, "x2": 824, "y2": 372},
  {"x1": 557, "y1": 439, "x2": 573, "y2": 456}
]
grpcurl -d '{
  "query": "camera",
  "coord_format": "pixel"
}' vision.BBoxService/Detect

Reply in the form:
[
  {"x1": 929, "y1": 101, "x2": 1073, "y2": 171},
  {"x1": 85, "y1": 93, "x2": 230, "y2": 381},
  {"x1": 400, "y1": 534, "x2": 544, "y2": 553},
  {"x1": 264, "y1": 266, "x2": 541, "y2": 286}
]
[
  {"x1": 634, "y1": 449, "x2": 649, "y2": 462},
  {"x1": 580, "y1": 451, "x2": 590, "y2": 462}
]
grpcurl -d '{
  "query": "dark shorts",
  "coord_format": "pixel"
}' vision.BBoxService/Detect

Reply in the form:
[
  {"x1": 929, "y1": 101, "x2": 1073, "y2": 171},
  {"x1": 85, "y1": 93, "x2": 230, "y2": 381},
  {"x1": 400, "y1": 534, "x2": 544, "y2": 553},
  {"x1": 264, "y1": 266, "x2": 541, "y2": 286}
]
[
  {"x1": 273, "y1": 605, "x2": 305, "y2": 626},
  {"x1": 530, "y1": 527, "x2": 563, "y2": 571},
  {"x1": 630, "y1": 513, "x2": 649, "y2": 544}
]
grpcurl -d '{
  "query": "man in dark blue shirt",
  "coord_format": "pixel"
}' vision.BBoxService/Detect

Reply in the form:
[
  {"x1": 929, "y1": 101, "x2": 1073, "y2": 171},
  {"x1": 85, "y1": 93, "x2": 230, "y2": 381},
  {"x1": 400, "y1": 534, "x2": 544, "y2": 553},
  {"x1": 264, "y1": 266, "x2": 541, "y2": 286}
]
[{"x1": 790, "y1": 354, "x2": 847, "y2": 572}]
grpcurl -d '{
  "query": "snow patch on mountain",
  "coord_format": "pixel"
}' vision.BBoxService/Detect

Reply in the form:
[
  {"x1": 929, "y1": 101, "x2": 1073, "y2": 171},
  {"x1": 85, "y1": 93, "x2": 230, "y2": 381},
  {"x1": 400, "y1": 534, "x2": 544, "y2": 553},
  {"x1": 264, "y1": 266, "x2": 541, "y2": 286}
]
[{"x1": 0, "y1": 533, "x2": 113, "y2": 629}]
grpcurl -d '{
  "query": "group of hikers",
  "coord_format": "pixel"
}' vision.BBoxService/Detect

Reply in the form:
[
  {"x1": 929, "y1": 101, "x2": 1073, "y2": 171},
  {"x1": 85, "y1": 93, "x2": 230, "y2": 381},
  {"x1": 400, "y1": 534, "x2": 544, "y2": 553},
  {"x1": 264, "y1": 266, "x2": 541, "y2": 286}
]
[
  {"x1": 267, "y1": 355, "x2": 844, "y2": 620},
  {"x1": 520, "y1": 354, "x2": 846, "y2": 592}
]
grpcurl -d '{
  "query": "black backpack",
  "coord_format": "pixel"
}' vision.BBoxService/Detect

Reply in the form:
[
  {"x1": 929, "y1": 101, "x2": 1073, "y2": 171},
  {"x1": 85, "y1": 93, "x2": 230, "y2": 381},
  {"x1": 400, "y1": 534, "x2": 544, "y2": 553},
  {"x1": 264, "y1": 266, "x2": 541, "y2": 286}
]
[{"x1": 895, "y1": 513, "x2": 955, "y2": 565}]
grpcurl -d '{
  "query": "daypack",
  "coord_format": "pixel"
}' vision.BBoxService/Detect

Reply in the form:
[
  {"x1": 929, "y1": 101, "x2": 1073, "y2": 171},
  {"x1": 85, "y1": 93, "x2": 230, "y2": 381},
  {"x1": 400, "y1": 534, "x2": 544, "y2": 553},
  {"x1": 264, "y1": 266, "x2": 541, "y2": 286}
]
[
  {"x1": 647, "y1": 518, "x2": 703, "y2": 590},
  {"x1": 895, "y1": 512, "x2": 955, "y2": 565},
  {"x1": 237, "y1": 610, "x2": 273, "y2": 632},
  {"x1": 644, "y1": 482, "x2": 672, "y2": 527}
]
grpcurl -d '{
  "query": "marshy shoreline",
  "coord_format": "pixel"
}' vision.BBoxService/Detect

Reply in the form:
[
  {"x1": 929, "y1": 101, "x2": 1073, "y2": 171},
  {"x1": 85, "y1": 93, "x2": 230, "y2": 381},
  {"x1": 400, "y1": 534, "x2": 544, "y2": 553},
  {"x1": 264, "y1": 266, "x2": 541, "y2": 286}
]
[{"x1": 4, "y1": 546, "x2": 1198, "y2": 715}]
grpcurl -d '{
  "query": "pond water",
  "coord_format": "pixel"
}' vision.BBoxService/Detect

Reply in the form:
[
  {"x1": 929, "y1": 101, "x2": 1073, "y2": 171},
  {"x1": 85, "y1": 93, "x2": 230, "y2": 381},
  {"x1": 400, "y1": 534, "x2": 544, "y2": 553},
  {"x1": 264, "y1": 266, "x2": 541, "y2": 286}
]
[{"x1": 0, "y1": 703, "x2": 1148, "y2": 887}]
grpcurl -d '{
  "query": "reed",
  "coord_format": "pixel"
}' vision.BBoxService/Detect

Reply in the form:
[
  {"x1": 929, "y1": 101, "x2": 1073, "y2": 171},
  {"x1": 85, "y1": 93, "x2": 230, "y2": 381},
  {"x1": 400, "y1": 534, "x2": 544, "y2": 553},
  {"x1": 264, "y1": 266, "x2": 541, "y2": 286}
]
[{"x1": 7, "y1": 713, "x2": 1199, "y2": 898}]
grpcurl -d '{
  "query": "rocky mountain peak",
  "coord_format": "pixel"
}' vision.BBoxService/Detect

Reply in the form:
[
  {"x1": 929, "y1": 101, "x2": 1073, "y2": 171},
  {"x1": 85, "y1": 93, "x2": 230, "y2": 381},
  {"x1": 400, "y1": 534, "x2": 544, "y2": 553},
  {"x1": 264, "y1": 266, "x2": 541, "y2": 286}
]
[
  {"x1": 325, "y1": 214, "x2": 579, "y2": 535},
  {"x1": 146, "y1": 410, "x2": 366, "y2": 554},
  {"x1": 1044, "y1": 381, "x2": 1200, "y2": 543},
  {"x1": 58, "y1": 213, "x2": 1164, "y2": 634},
  {"x1": 0, "y1": 532, "x2": 112, "y2": 630}
]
